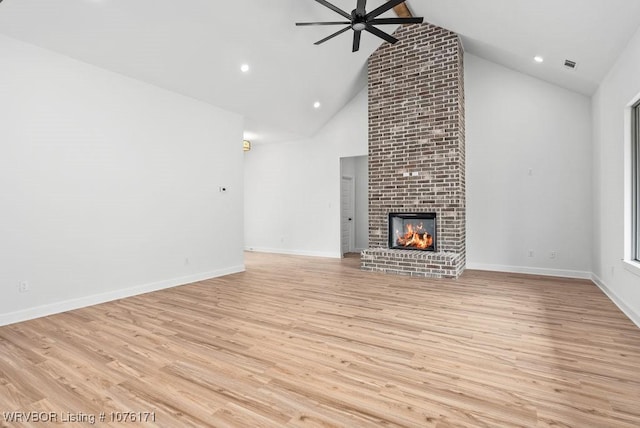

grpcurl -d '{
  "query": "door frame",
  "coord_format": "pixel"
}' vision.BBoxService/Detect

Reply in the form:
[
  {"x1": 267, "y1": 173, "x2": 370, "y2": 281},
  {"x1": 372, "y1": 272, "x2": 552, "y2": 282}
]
[{"x1": 340, "y1": 175, "x2": 356, "y2": 257}]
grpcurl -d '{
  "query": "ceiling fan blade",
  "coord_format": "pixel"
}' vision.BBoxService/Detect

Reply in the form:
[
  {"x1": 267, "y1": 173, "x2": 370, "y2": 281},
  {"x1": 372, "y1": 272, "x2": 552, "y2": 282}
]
[
  {"x1": 366, "y1": 0, "x2": 407, "y2": 19},
  {"x1": 369, "y1": 17, "x2": 424, "y2": 25},
  {"x1": 355, "y1": 0, "x2": 367, "y2": 16},
  {"x1": 352, "y1": 30, "x2": 362, "y2": 52},
  {"x1": 314, "y1": 26, "x2": 351, "y2": 45},
  {"x1": 314, "y1": 0, "x2": 352, "y2": 20},
  {"x1": 296, "y1": 22, "x2": 351, "y2": 26},
  {"x1": 364, "y1": 24, "x2": 399, "y2": 44}
]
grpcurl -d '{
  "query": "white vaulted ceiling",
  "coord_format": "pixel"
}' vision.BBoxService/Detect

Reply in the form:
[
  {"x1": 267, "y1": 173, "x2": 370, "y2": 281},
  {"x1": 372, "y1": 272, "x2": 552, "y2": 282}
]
[
  {"x1": 0, "y1": 0, "x2": 639, "y2": 143},
  {"x1": 410, "y1": 0, "x2": 640, "y2": 96}
]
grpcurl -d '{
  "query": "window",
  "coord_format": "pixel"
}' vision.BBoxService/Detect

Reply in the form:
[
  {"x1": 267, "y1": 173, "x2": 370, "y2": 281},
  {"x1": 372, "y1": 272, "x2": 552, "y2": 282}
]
[{"x1": 634, "y1": 100, "x2": 640, "y2": 261}]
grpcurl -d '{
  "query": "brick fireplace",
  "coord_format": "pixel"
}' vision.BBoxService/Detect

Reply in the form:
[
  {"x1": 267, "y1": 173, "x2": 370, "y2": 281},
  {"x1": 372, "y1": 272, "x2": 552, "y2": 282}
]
[{"x1": 361, "y1": 23, "x2": 465, "y2": 279}]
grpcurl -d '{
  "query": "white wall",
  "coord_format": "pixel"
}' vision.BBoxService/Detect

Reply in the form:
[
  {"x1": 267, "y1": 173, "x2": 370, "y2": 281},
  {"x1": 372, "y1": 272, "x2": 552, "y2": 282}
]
[
  {"x1": 465, "y1": 54, "x2": 593, "y2": 278},
  {"x1": 244, "y1": 88, "x2": 368, "y2": 257},
  {"x1": 591, "y1": 25, "x2": 640, "y2": 326},
  {"x1": 0, "y1": 35, "x2": 244, "y2": 325}
]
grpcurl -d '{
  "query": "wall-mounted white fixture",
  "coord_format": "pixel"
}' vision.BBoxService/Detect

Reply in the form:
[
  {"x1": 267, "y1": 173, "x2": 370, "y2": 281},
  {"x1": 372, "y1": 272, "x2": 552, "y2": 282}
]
[{"x1": 18, "y1": 281, "x2": 30, "y2": 293}]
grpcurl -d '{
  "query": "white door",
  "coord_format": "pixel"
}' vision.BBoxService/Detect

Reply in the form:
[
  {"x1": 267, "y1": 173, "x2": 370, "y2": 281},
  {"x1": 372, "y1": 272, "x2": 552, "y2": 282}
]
[{"x1": 341, "y1": 176, "x2": 355, "y2": 256}]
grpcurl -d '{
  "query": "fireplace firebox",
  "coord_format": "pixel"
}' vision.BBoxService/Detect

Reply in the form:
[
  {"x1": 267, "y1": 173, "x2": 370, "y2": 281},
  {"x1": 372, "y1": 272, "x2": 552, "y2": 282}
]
[{"x1": 389, "y1": 213, "x2": 437, "y2": 251}]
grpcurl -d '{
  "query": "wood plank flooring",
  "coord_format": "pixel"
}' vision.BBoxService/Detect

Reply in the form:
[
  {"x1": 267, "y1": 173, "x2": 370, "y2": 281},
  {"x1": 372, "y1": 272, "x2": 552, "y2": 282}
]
[{"x1": 1, "y1": 252, "x2": 640, "y2": 427}]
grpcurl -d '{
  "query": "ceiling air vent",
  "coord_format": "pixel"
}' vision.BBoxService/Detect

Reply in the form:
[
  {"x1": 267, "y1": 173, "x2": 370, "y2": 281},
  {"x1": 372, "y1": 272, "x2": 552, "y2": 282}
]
[{"x1": 564, "y1": 59, "x2": 577, "y2": 70}]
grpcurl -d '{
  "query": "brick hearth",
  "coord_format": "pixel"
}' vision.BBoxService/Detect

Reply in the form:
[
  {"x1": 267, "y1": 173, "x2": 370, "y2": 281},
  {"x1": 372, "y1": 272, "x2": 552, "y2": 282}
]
[{"x1": 361, "y1": 23, "x2": 466, "y2": 279}]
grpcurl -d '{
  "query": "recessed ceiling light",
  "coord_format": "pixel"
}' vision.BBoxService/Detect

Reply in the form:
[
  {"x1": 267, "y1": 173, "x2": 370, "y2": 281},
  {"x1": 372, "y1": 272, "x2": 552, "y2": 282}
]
[
  {"x1": 534, "y1": 56, "x2": 544, "y2": 63},
  {"x1": 313, "y1": 101, "x2": 321, "y2": 109},
  {"x1": 240, "y1": 64, "x2": 250, "y2": 73}
]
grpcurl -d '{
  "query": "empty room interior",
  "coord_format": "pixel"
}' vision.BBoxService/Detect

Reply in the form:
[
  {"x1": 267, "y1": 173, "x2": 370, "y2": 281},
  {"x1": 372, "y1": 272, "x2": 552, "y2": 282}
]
[{"x1": 2, "y1": 0, "x2": 640, "y2": 426}]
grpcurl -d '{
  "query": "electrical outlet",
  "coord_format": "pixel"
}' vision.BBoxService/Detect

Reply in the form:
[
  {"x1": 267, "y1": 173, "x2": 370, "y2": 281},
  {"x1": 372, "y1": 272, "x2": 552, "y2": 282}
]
[
  {"x1": 18, "y1": 281, "x2": 29, "y2": 293},
  {"x1": 550, "y1": 251, "x2": 557, "y2": 259},
  {"x1": 528, "y1": 249, "x2": 534, "y2": 258}
]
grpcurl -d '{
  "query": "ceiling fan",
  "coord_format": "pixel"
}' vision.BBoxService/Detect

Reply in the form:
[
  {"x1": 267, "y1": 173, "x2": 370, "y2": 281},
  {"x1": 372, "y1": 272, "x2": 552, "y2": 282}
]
[{"x1": 296, "y1": 0, "x2": 423, "y2": 52}]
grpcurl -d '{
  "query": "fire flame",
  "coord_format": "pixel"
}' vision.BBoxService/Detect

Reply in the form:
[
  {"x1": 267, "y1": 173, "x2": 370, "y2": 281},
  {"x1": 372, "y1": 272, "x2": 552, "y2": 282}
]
[{"x1": 396, "y1": 222, "x2": 433, "y2": 249}]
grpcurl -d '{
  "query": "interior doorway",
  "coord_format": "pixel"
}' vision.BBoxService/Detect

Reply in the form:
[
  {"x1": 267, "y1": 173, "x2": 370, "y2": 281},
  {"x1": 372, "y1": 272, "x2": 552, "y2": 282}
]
[
  {"x1": 340, "y1": 156, "x2": 369, "y2": 257},
  {"x1": 341, "y1": 176, "x2": 355, "y2": 255}
]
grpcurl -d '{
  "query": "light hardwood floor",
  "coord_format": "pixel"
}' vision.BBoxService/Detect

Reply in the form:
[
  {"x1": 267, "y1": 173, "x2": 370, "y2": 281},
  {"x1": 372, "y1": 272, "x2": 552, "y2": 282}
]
[{"x1": 1, "y1": 252, "x2": 640, "y2": 427}]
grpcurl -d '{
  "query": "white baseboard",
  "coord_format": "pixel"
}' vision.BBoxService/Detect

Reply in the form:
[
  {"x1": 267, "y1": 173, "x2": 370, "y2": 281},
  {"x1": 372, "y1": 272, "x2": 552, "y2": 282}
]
[
  {"x1": 245, "y1": 247, "x2": 341, "y2": 259},
  {"x1": 0, "y1": 265, "x2": 245, "y2": 327},
  {"x1": 466, "y1": 263, "x2": 592, "y2": 279},
  {"x1": 6, "y1": 259, "x2": 638, "y2": 332},
  {"x1": 591, "y1": 273, "x2": 640, "y2": 328}
]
